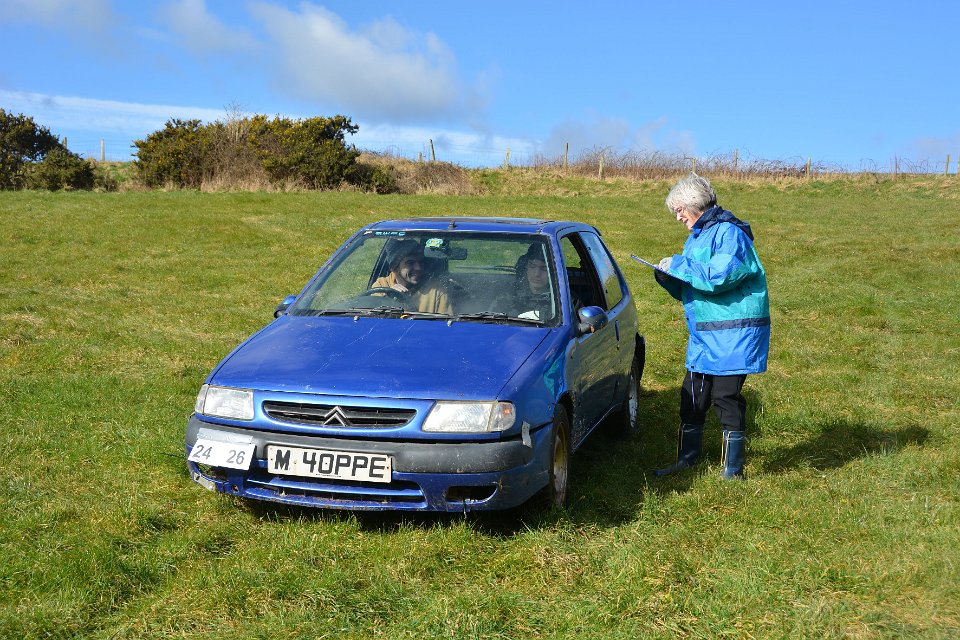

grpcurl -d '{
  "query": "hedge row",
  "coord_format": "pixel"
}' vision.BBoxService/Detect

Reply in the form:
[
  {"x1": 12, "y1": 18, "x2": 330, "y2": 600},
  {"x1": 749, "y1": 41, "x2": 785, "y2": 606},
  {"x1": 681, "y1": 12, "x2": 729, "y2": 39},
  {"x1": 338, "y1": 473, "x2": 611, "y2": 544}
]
[
  {"x1": 0, "y1": 108, "x2": 102, "y2": 190},
  {"x1": 1, "y1": 109, "x2": 396, "y2": 192},
  {"x1": 133, "y1": 114, "x2": 396, "y2": 192}
]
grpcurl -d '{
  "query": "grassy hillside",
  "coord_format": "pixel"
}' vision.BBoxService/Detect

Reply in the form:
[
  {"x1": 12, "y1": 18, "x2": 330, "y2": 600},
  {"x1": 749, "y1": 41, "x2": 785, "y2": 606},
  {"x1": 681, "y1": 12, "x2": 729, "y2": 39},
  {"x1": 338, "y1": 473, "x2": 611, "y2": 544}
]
[{"x1": 1, "y1": 178, "x2": 958, "y2": 638}]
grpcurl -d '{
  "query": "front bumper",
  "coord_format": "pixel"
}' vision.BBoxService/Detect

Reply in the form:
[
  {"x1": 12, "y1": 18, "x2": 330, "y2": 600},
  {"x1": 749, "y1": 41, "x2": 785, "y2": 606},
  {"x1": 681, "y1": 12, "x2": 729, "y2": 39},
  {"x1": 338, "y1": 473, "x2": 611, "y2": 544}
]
[{"x1": 185, "y1": 416, "x2": 553, "y2": 511}]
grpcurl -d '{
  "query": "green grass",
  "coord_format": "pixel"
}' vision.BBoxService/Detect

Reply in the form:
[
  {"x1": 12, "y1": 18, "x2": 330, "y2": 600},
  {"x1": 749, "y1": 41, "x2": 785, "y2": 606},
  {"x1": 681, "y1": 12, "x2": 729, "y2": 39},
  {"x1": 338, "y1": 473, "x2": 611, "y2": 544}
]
[{"x1": 1, "y1": 179, "x2": 958, "y2": 639}]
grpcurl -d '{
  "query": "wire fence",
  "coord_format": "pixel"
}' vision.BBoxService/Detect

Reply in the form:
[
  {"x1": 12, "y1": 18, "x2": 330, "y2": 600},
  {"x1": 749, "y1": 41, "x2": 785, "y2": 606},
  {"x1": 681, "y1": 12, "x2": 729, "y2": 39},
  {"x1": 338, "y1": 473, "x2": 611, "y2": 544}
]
[
  {"x1": 64, "y1": 133, "x2": 960, "y2": 178},
  {"x1": 355, "y1": 142, "x2": 960, "y2": 178}
]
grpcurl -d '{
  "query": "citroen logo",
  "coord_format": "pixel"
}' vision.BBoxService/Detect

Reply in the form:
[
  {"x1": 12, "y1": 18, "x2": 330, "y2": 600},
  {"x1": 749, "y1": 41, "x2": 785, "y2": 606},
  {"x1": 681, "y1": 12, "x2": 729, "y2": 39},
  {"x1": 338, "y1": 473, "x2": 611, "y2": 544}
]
[{"x1": 321, "y1": 406, "x2": 349, "y2": 427}]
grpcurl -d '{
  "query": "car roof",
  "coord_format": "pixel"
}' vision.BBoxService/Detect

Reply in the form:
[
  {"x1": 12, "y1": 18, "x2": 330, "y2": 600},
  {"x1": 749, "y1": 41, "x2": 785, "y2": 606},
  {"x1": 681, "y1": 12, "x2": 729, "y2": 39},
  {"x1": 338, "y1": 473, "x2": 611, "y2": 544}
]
[{"x1": 366, "y1": 216, "x2": 599, "y2": 236}]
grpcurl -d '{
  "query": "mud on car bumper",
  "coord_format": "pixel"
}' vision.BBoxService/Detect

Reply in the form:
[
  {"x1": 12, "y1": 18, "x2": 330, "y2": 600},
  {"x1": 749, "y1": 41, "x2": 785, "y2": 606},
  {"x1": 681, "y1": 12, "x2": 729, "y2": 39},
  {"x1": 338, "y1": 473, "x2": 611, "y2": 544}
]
[{"x1": 185, "y1": 416, "x2": 553, "y2": 512}]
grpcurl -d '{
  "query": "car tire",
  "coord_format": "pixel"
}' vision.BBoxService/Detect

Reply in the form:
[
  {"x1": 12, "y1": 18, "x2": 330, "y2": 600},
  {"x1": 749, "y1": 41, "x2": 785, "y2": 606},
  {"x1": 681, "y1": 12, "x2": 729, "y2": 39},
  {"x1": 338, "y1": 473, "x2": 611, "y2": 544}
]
[
  {"x1": 535, "y1": 405, "x2": 571, "y2": 511},
  {"x1": 612, "y1": 356, "x2": 642, "y2": 437}
]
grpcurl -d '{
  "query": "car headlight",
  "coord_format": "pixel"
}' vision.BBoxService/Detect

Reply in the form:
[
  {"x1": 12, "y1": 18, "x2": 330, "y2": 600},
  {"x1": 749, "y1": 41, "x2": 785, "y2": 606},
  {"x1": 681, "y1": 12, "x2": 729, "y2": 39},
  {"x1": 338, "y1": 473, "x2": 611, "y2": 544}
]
[
  {"x1": 194, "y1": 384, "x2": 254, "y2": 421},
  {"x1": 422, "y1": 401, "x2": 516, "y2": 433}
]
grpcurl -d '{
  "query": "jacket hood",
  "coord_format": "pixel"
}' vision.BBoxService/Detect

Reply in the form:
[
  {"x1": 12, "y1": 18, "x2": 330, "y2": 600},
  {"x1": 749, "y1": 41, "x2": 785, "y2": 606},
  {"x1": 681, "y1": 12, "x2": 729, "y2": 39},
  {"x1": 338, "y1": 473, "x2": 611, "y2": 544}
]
[
  {"x1": 209, "y1": 315, "x2": 552, "y2": 400},
  {"x1": 693, "y1": 205, "x2": 754, "y2": 240}
]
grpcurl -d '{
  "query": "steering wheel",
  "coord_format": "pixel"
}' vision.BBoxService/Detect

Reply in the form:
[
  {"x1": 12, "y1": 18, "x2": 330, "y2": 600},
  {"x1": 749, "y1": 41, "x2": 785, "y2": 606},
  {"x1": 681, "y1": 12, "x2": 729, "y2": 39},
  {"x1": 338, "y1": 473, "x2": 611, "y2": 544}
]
[{"x1": 363, "y1": 287, "x2": 407, "y2": 300}]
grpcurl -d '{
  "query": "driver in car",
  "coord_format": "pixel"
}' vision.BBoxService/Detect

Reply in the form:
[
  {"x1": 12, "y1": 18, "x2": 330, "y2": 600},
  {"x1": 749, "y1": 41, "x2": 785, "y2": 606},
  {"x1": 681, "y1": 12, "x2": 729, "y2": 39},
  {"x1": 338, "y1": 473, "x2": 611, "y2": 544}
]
[{"x1": 371, "y1": 239, "x2": 453, "y2": 314}]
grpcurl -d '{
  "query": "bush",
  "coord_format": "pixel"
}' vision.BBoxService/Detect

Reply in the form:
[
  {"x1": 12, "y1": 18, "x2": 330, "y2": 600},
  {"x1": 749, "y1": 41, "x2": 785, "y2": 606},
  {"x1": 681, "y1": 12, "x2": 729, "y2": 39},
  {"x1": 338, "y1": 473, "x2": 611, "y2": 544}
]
[
  {"x1": 91, "y1": 163, "x2": 123, "y2": 192},
  {"x1": 26, "y1": 147, "x2": 96, "y2": 191},
  {"x1": 133, "y1": 113, "x2": 375, "y2": 191},
  {"x1": 0, "y1": 109, "x2": 63, "y2": 190},
  {"x1": 203, "y1": 120, "x2": 268, "y2": 188},
  {"x1": 400, "y1": 160, "x2": 477, "y2": 195},
  {"x1": 246, "y1": 115, "x2": 362, "y2": 189},
  {"x1": 351, "y1": 162, "x2": 399, "y2": 194},
  {"x1": 133, "y1": 119, "x2": 211, "y2": 188},
  {"x1": 354, "y1": 152, "x2": 474, "y2": 195}
]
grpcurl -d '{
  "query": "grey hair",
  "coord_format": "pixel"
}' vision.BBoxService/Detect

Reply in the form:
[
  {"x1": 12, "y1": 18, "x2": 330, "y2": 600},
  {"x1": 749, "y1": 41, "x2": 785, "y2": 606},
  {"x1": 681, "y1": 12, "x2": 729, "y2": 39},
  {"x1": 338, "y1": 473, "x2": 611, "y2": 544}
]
[{"x1": 665, "y1": 173, "x2": 717, "y2": 214}]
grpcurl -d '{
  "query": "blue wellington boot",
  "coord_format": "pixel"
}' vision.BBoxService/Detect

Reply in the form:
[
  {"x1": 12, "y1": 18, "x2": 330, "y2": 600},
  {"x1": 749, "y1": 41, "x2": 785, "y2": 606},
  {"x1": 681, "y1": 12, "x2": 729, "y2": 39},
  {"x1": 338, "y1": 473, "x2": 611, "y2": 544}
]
[
  {"x1": 720, "y1": 430, "x2": 746, "y2": 480},
  {"x1": 654, "y1": 424, "x2": 704, "y2": 476}
]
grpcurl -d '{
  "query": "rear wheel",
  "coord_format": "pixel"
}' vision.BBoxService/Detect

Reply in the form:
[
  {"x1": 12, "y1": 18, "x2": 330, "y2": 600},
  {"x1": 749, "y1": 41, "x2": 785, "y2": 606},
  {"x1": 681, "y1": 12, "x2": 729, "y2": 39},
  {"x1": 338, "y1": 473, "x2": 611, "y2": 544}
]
[{"x1": 537, "y1": 405, "x2": 571, "y2": 510}]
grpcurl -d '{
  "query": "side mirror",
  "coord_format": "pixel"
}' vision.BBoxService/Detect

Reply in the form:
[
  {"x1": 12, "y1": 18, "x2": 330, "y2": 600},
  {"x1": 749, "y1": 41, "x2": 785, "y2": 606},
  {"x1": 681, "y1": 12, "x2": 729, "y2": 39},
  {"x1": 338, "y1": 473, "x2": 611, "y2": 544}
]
[
  {"x1": 274, "y1": 295, "x2": 297, "y2": 318},
  {"x1": 577, "y1": 306, "x2": 608, "y2": 335}
]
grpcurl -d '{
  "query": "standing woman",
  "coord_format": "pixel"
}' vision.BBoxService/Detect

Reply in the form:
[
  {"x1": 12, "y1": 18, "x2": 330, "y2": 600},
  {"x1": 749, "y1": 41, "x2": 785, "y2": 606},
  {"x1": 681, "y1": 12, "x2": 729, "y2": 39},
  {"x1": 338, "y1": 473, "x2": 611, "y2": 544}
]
[{"x1": 652, "y1": 174, "x2": 770, "y2": 479}]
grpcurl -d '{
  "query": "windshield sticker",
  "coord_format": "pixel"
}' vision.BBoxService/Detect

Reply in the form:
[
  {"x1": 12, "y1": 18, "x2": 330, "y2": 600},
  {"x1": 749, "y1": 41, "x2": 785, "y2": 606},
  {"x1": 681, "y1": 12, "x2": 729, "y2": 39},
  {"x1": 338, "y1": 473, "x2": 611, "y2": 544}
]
[
  {"x1": 374, "y1": 231, "x2": 406, "y2": 236},
  {"x1": 424, "y1": 238, "x2": 445, "y2": 249}
]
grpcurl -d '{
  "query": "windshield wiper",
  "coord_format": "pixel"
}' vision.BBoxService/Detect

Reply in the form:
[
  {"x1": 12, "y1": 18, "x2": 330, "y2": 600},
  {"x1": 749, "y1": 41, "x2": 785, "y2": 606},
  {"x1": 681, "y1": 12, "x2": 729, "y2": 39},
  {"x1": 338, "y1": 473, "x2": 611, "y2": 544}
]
[
  {"x1": 454, "y1": 311, "x2": 545, "y2": 326},
  {"x1": 295, "y1": 308, "x2": 349, "y2": 317},
  {"x1": 354, "y1": 305, "x2": 410, "y2": 317},
  {"x1": 401, "y1": 310, "x2": 453, "y2": 320},
  {"x1": 301, "y1": 306, "x2": 408, "y2": 317}
]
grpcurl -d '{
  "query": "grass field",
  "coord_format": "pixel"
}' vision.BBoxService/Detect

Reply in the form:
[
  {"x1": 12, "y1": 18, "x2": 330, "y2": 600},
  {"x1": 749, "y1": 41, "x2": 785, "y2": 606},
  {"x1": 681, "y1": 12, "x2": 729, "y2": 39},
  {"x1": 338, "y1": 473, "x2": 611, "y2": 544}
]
[{"x1": 1, "y1": 177, "x2": 958, "y2": 639}]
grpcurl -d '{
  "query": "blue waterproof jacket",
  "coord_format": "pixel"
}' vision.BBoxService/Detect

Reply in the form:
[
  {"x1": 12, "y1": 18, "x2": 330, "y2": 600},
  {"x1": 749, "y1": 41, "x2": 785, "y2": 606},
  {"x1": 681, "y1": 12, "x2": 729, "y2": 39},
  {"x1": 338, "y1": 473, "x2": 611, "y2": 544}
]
[{"x1": 657, "y1": 206, "x2": 770, "y2": 375}]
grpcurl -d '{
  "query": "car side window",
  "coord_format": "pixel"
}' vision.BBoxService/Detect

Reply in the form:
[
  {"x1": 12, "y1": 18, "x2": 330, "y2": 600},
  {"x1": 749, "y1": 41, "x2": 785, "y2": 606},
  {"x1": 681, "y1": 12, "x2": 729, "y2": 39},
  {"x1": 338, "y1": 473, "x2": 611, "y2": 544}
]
[
  {"x1": 559, "y1": 235, "x2": 606, "y2": 311},
  {"x1": 579, "y1": 232, "x2": 625, "y2": 309}
]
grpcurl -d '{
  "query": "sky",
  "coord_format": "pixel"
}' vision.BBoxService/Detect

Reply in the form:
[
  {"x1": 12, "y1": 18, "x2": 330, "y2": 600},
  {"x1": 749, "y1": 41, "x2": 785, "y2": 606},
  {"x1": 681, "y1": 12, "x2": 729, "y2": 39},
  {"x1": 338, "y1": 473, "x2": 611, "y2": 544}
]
[{"x1": 2, "y1": 0, "x2": 959, "y2": 170}]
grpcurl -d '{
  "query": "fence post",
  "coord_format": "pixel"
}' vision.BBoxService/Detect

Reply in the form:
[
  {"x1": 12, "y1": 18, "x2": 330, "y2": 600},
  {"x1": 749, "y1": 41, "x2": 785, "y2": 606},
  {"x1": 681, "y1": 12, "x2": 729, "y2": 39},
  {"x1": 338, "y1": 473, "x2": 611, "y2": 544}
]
[
  {"x1": 564, "y1": 142, "x2": 569, "y2": 170},
  {"x1": 806, "y1": 158, "x2": 812, "y2": 178},
  {"x1": 946, "y1": 154, "x2": 951, "y2": 176},
  {"x1": 691, "y1": 157, "x2": 696, "y2": 174},
  {"x1": 598, "y1": 154, "x2": 604, "y2": 181},
  {"x1": 733, "y1": 148, "x2": 738, "y2": 174},
  {"x1": 418, "y1": 152, "x2": 422, "y2": 163},
  {"x1": 100, "y1": 139, "x2": 105, "y2": 163},
  {"x1": 429, "y1": 139, "x2": 436, "y2": 162},
  {"x1": 504, "y1": 148, "x2": 510, "y2": 170}
]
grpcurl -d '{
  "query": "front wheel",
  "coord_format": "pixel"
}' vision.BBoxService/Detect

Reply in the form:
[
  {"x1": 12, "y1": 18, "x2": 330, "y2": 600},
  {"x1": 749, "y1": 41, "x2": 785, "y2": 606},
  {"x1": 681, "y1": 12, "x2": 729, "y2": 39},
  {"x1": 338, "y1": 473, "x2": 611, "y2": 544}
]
[
  {"x1": 613, "y1": 357, "x2": 642, "y2": 437},
  {"x1": 536, "y1": 405, "x2": 571, "y2": 510}
]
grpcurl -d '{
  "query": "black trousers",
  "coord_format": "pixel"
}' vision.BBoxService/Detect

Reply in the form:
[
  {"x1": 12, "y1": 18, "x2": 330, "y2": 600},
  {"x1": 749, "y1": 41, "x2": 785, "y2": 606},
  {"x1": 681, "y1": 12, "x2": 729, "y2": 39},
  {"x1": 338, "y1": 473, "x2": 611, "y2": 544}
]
[{"x1": 680, "y1": 371, "x2": 747, "y2": 432}]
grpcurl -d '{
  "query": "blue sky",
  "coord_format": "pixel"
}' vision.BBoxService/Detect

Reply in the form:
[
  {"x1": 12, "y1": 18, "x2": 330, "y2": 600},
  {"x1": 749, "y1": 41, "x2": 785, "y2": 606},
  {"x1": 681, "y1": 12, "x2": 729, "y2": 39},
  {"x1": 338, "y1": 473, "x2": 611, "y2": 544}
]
[{"x1": 2, "y1": 0, "x2": 958, "y2": 170}]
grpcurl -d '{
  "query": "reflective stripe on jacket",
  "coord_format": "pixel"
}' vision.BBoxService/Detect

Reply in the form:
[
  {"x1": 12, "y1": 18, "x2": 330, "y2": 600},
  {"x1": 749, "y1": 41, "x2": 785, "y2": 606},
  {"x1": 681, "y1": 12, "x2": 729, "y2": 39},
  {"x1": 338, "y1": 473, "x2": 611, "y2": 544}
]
[{"x1": 658, "y1": 206, "x2": 770, "y2": 375}]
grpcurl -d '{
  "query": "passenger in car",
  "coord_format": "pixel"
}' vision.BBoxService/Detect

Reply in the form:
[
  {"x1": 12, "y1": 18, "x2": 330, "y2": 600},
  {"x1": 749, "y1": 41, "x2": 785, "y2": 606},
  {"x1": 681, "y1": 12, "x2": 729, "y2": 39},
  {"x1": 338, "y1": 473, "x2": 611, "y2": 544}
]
[
  {"x1": 493, "y1": 244, "x2": 555, "y2": 320},
  {"x1": 371, "y1": 239, "x2": 453, "y2": 314}
]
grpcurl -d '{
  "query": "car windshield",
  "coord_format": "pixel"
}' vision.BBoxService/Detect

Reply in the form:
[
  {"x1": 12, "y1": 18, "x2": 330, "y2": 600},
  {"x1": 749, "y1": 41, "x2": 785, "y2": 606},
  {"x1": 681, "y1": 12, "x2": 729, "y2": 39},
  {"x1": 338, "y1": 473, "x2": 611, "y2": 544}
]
[{"x1": 288, "y1": 231, "x2": 560, "y2": 326}]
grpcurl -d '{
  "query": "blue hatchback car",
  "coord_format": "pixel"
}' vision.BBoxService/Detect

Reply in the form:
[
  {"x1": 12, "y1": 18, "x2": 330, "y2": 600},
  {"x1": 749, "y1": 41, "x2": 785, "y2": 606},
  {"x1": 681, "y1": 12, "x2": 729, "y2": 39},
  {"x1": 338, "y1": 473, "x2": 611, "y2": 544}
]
[{"x1": 186, "y1": 217, "x2": 644, "y2": 512}]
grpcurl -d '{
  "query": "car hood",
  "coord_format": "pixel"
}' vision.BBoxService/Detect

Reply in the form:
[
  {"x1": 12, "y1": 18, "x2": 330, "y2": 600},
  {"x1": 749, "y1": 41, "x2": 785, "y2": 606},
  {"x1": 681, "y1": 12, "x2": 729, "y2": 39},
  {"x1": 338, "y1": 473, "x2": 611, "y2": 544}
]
[{"x1": 209, "y1": 316, "x2": 553, "y2": 400}]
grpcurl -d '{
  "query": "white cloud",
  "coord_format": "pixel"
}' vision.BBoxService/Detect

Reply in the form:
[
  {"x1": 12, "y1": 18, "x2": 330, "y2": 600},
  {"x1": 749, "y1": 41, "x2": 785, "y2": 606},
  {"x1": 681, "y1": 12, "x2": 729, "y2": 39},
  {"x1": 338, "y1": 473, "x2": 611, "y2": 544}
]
[
  {"x1": 540, "y1": 114, "x2": 696, "y2": 159},
  {"x1": 354, "y1": 122, "x2": 534, "y2": 165},
  {"x1": 660, "y1": 129, "x2": 697, "y2": 156},
  {"x1": 629, "y1": 117, "x2": 668, "y2": 150},
  {"x1": 248, "y1": 2, "x2": 474, "y2": 122},
  {"x1": 0, "y1": 0, "x2": 114, "y2": 34},
  {"x1": 910, "y1": 133, "x2": 960, "y2": 162},
  {"x1": 157, "y1": 0, "x2": 259, "y2": 55},
  {"x1": 0, "y1": 89, "x2": 225, "y2": 134},
  {"x1": 360, "y1": 15, "x2": 413, "y2": 51}
]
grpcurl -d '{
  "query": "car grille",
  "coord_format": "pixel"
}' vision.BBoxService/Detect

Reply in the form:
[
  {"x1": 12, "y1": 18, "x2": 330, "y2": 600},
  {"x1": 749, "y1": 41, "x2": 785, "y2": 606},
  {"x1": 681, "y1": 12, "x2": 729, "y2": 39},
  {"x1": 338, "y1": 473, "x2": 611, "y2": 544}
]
[
  {"x1": 246, "y1": 474, "x2": 426, "y2": 507},
  {"x1": 262, "y1": 401, "x2": 416, "y2": 428}
]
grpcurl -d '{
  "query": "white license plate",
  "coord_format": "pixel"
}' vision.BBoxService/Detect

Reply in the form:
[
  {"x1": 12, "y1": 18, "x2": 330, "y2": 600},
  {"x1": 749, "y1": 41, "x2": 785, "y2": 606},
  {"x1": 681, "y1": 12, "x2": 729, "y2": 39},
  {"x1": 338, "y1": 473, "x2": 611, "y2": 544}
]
[
  {"x1": 267, "y1": 445, "x2": 392, "y2": 484},
  {"x1": 188, "y1": 437, "x2": 255, "y2": 470}
]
